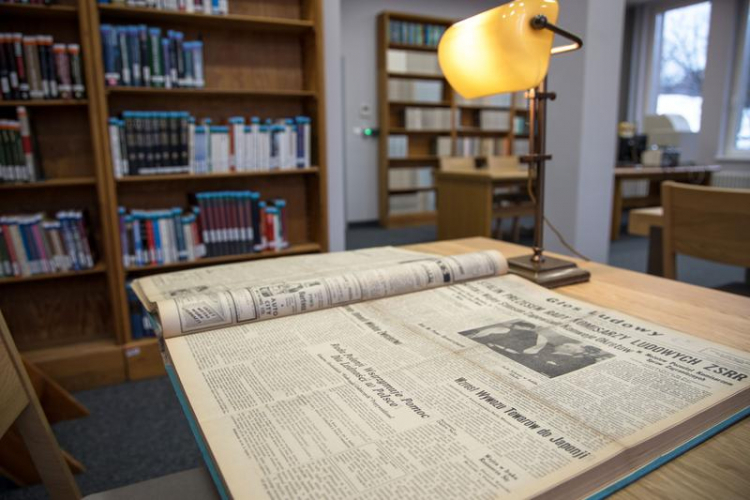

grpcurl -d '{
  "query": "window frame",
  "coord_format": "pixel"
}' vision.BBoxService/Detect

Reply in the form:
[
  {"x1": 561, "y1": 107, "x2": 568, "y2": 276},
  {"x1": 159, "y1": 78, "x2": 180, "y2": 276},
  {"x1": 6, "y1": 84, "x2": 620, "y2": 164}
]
[
  {"x1": 723, "y1": 0, "x2": 750, "y2": 159},
  {"x1": 642, "y1": 0, "x2": 713, "y2": 131}
]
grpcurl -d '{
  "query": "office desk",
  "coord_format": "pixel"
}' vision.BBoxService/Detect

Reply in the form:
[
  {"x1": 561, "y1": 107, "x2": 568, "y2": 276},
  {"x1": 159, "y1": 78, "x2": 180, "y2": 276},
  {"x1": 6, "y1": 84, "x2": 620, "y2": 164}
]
[
  {"x1": 405, "y1": 237, "x2": 750, "y2": 500},
  {"x1": 436, "y1": 170, "x2": 531, "y2": 240},
  {"x1": 611, "y1": 165, "x2": 720, "y2": 240}
]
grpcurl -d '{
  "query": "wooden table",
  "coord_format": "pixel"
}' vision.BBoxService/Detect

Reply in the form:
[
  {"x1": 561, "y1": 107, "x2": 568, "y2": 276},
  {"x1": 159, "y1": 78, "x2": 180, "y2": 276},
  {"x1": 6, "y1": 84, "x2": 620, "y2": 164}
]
[
  {"x1": 405, "y1": 237, "x2": 750, "y2": 500},
  {"x1": 611, "y1": 165, "x2": 720, "y2": 240},
  {"x1": 436, "y1": 169, "x2": 532, "y2": 240}
]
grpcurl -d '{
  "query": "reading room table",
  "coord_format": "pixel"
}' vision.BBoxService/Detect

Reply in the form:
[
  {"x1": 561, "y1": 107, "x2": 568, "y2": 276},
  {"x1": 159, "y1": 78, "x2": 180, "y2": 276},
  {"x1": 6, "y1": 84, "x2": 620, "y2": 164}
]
[{"x1": 404, "y1": 237, "x2": 750, "y2": 499}]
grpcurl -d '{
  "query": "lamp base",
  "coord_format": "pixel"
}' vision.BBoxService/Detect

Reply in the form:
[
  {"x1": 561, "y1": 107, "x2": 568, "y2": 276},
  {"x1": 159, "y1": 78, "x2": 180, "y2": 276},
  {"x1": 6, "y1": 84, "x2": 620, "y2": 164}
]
[{"x1": 508, "y1": 254, "x2": 590, "y2": 289}]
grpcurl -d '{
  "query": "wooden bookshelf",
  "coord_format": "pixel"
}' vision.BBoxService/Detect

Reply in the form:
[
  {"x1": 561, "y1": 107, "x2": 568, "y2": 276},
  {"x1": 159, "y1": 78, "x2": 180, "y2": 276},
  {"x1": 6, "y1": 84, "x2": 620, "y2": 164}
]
[
  {"x1": 377, "y1": 11, "x2": 530, "y2": 227},
  {"x1": 0, "y1": 0, "x2": 328, "y2": 390}
]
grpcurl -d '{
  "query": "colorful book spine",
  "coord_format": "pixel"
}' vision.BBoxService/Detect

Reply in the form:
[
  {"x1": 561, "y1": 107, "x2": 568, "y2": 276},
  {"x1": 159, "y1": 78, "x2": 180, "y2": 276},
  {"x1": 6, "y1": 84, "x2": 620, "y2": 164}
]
[
  {"x1": 100, "y1": 24, "x2": 204, "y2": 89},
  {"x1": 0, "y1": 106, "x2": 42, "y2": 183},
  {"x1": 108, "y1": 112, "x2": 313, "y2": 177},
  {"x1": 119, "y1": 192, "x2": 288, "y2": 268},
  {"x1": 0, "y1": 210, "x2": 94, "y2": 278},
  {"x1": 0, "y1": 32, "x2": 85, "y2": 101}
]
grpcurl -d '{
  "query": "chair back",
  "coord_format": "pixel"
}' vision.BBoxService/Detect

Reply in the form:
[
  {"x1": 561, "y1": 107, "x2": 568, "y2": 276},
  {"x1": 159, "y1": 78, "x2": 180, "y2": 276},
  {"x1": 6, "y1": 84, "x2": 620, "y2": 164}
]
[
  {"x1": 0, "y1": 311, "x2": 80, "y2": 499},
  {"x1": 486, "y1": 156, "x2": 522, "y2": 173},
  {"x1": 439, "y1": 157, "x2": 475, "y2": 172},
  {"x1": 662, "y1": 181, "x2": 750, "y2": 279}
]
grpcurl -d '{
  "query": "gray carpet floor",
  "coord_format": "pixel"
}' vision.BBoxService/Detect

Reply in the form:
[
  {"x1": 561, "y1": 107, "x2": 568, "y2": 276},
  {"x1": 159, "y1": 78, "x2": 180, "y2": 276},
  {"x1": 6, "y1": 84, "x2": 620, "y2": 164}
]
[{"x1": 1, "y1": 219, "x2": 745, "y2": 498}]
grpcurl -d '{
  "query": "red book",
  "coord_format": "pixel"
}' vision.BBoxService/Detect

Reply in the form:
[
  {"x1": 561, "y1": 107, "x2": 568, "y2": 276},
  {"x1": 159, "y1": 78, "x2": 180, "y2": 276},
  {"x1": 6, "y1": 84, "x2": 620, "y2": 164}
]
[{"x1": 145, "y1": 218, "x2": 156, "y2": 265}]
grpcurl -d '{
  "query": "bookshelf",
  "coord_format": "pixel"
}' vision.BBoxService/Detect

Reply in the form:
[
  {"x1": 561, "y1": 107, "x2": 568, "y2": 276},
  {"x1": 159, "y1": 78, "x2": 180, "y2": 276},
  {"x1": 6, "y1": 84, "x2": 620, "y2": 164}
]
[
  {"x1": 0, "y1": 0, "x2": 328, "y2": 390},
  {"x1": 377, "y1": 11, "x2": 530, "y2": 228}
]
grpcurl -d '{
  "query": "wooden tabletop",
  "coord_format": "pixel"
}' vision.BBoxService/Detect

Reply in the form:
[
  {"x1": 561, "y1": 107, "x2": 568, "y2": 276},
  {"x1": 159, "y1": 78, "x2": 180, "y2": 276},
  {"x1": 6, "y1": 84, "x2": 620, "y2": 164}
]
[
  {"x1": 614, "y1": 164, "x2": 721, "y2": 179},
  {"x1": 436, "y1": 169, "x2": 529, "y2": 182},
  {"x1": 404, "y1": 237, "x2": 750, "y2": 500}
]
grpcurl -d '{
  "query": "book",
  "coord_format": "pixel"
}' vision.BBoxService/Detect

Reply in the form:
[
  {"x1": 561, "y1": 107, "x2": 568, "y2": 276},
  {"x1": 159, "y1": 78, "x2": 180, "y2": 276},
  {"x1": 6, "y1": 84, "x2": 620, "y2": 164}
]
[
  {"x1": 0, "y1": 106, "x2": 42, "y2": 183},
  {"x1": 96, "y1": 0, "x2": 227, "y2": 15},
  {"x1": 100, "y1": 25, "x2": 204, "y2": 89},
  {"x1": 388, "y1": 20, "x2": 446, "y2": 47},
  {"x1": 119, "y1": 193, "x2": 288, "y2": 268},
  {"x1": 131, "y1": 247, "x2": 750, "y2": 499},
  {"x1": 0, "y1": 210, "x2": 94, "y2": 277},
  {"x1": 109, "y1": 112, "x2": 312, "y2": 177},
  {"x1": 0, "y1": 32, "x2": 85, "y2": 101}
]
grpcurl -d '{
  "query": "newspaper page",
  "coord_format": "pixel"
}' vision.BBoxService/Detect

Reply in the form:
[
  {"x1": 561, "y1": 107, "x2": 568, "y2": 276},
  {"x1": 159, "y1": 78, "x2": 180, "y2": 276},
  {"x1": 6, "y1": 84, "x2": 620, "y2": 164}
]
[
  {"x1": 133, "y1": 247, "x2": 437, "y2": 311},
  {"x1": 157, "y1": 250, "x2": 507, "y2": 338},
  {"x1": 165, "y1": 274, "x2": 750, "y2": 499}
]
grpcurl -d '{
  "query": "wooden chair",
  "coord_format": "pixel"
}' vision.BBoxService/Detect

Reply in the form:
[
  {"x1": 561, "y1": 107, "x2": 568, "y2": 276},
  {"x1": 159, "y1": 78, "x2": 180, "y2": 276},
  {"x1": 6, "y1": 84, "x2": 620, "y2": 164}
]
[
  {"x1": 486, "y1": 156, "x2": 534, "y2": 242},
  {"x1": 661, "y1": 181, "x2": 750, "y2": 281},
  {"x1": 0, "y1": 311, "x2": 80, "y2": 500}
]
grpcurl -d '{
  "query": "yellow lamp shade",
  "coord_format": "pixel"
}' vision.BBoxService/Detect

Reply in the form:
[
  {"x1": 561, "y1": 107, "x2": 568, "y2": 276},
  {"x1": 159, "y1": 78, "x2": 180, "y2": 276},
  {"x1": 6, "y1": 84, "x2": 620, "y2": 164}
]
[{"x1": 438, "y1": 0, "x2": 559, "y2": 98}]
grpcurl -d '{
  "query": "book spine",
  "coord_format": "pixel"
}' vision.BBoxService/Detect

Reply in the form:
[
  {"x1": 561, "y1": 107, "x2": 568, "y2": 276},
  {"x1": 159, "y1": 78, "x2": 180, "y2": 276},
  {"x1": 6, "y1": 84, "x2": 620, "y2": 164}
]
[
  {"x1": 16, "y1": 106, "x2": 38, "y2": 181},
  {"x1": 53, "y1": 44, "x2": 72, "y2": 99},
  {"x1": 67, "y1": 44, "x2": 85, "y2": 99},
  {"x1": 109, "y1": 118, "x2": 123, "y2": 178},
  {"x1": 23, "y1": 37, "x2": 43, "y2": 99},
  {"x1": 0, "y1": 34, "x2": 13, "y2": 101}
]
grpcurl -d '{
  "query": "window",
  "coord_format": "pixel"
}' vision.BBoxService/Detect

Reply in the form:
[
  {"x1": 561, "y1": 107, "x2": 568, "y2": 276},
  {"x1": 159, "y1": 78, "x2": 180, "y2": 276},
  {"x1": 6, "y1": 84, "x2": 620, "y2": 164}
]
[
  {"x1": 726, "y1": 3, "x2": 750, "y2": 156},
  {"x1": 650, "y1": 1, "x2": 712, "y2": 132}
]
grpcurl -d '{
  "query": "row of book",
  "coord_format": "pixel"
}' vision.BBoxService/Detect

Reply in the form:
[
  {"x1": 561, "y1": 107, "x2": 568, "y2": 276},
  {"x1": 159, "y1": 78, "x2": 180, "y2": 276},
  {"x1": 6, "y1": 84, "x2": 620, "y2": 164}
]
[
  {"x1": 388, "y1": 21, "x2": 446, "y2": 48},
  {"x1": 0, "y1": 211, "x2": 95, "y2": 278},
  {"x1": 98, "y1": 0, "x2": 228, "y2": 15},
  {"x1": 100, "y1": 25, "x2": 204, "y2": 88},
  {"x1": 108, "y1": 112, "x2": 312, "y2": 177},
  {"x1": 0, "y1": 107, "x2": 41, "y2": 183},
  {"x1": 387, "y1": 135, "x2": 409, "y2": 158},
  {"x1": 460, "y1": 110, "x2": 511, "y2": 132},
  {"x1": 455, "y1": 93, "x2": 512, "y2": 108},
  {"x1": 118, "y1": 192, "x2": 289, "y2": 268},
  {"x1": 0, "y1": 33, "x2": 86, "y2": 101},
  {"x1": 404, "y1": 107, "x2": 451, "y2": 130},
  {"x1": 389, "y1": 167, "x2": 432, "y2": 190},
  {"x1": 454, "y1": 137, "x2": 508, "y2": 157},
  {"x1": 0, "y1": 1, "x2": 56, "y2": 4},
  {"x1": 126, "y1": 282, "x2": 157, "y2": 339},
  {"x1": 386, "y1": 50, "x2": 441, "y2": 76},
  {"x1": 388, "y1": 78, "x2": 443, "y2": 103},
  {"x1": 389, "y1": 191, "x2": 436, "y2": 215}
]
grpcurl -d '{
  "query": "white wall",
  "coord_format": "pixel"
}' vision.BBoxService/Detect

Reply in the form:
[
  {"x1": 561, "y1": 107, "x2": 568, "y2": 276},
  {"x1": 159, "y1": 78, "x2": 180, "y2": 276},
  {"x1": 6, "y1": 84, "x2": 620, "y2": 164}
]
[
  {"x1": 323, "y1": 0, "x2": 346, "y2": 250},
  {"x1": 340, "y1": 0, "x2": 499, "y2": 223},
  {"x1": 546, "y1": 0, "x2": 626, "y2": 262}
]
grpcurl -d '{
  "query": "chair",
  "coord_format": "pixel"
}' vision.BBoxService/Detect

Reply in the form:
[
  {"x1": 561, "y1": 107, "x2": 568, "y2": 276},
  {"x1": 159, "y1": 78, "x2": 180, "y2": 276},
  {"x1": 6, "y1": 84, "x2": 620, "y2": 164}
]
[
  {"x1": 486, "y1": 156, "x2": 534, "y2": 242},
  {"x1": 661, "y1": 181, "x2": 750, "y2": 282},
  {"x1": 0, "y1": 311, "x2": 80, "y2": 500}
]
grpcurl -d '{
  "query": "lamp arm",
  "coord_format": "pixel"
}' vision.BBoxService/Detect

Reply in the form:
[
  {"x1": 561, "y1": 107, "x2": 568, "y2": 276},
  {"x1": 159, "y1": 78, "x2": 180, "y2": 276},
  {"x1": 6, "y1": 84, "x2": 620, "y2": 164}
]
[{"x1": 530, "y1": 15, "x2": 583, "y2": 55}]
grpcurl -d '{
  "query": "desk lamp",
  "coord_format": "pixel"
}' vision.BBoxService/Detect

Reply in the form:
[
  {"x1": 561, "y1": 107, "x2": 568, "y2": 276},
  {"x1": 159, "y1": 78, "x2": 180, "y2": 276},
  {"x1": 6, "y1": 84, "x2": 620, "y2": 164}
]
[{"x1": 438, "y1": 0, "x2": 590, "y2": 288}]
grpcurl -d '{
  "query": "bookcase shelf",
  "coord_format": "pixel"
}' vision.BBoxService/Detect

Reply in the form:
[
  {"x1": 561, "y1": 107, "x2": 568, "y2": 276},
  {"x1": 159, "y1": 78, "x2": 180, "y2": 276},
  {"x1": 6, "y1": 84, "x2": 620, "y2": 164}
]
[
  {"x1": 387, "y1": 43, "x2": 437, "y2": 53},
  {"x1": 116, "y1": 167, "x2": 319, "y2": 184},
  {"x1": 0, "y1": 0, "x2": 328, "y2": 391},
  {"x1": 387, "y1": 72, "x2": 445, "y2": 81},
  {"x1": 0, "y1": 99, "x2": 88, "y2": 107},
  {"x1": 378, "y1": 11, "x2": 530, "y2": 228},
  {"x1": 104, "y1": 87, "x2": 316, "y2": 98},
  {"x1": 124, "y1": 243, "x2": 321, "y2": 275},
  {"x1": 389, "y1": 100, "x2": 450, "y2": 108},
  {"x1": 98, "y1": 4, "x2": 314, "y2": 33},
  {"x1": 0, "y1": 176, "x2": 97, "y2": 190},
  {"x1": 0, "y1": 3, "x2": 78, "y2": 19},
  {"x1": 0, "y1": 263, "x2": 106, "y2": 286}
]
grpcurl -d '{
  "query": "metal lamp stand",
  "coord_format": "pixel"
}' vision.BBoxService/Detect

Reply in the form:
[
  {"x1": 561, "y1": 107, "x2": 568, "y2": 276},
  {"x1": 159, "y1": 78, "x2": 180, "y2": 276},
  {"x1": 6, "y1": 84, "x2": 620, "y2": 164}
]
[{"x1": 506, "y1": 77, "x2": 591, "y2": 288}]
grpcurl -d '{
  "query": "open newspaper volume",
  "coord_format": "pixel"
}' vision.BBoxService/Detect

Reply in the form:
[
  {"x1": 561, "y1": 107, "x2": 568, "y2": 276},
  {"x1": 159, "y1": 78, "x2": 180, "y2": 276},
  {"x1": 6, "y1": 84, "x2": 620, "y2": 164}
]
[{"x1": 133, "y1": 246, "x2": 750, "y2": 500}]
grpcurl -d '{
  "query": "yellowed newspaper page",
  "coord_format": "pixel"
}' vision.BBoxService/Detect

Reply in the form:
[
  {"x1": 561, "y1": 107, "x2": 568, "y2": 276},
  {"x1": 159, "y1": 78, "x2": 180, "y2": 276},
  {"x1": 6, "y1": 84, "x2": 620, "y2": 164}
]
[
  {"x1": 166, "y1": 274, "x2": 750, "y2": 499},
  {"x1": 133, "y1": 247, "x2": 433, "y2": 311},
  {"x1": 156, "y1": 250, "x2": 507, "y2": 338}
]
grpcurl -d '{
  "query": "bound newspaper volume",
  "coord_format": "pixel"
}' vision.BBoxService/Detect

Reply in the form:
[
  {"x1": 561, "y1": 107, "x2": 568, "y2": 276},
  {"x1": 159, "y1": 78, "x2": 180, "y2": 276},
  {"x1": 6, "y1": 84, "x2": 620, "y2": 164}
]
[{"x1": 133, "y1": 246, "x2": 750, "y2": 499}]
